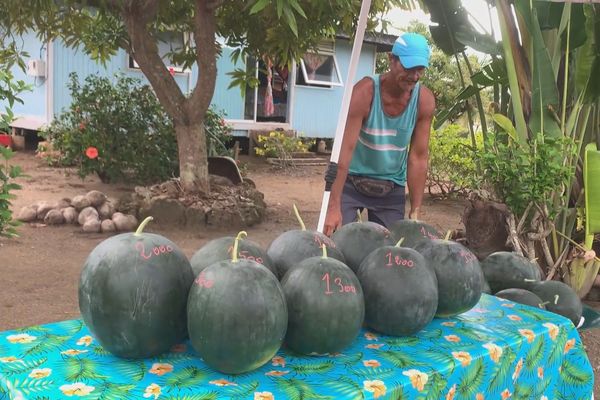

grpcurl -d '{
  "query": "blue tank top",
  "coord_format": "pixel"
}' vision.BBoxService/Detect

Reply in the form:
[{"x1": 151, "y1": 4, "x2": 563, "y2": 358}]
[{"x1": 348, "y1": 76, "x2": 420, "y2": 186}]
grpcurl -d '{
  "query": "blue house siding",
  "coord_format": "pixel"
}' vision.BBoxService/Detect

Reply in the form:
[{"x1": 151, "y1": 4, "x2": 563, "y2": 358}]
[
  {"x1": 6, "y1": 31, "x2": 48, "y2": 120},
  {"x1": 210, "y1": 46, "x2": 246, "y2": 120},
  {"x1": 291, "y1": 40, "x2": 376, "y2": 138}
]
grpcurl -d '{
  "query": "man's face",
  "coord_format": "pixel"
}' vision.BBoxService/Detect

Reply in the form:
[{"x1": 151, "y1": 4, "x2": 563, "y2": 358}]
[{"x1": 389, "y1": 54, "x2": 425, "y2": 90}]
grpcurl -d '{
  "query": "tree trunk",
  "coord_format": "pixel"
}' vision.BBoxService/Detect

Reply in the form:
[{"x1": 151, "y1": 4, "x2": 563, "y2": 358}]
[
  {"x1": 462, "y1": 198, "x2": 511, "y2": 260},
  {"x1": 176, "y1": 122, "x2": 209, "y2": 194}
]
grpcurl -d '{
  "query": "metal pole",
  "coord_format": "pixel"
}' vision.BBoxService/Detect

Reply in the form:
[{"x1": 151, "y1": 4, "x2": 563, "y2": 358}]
[{"x1": 317, "y1": 0, "x2": 373, "y2": 232}]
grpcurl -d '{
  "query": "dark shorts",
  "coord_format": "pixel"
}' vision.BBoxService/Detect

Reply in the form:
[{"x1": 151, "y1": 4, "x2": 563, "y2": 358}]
[{"x1": 341, "y1": 179, "x2": 406, "y2": 228}]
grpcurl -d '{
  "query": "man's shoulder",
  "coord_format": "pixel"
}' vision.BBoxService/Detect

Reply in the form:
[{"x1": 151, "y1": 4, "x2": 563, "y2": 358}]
[{"x1": 418, "y1": 84, "x2": 435, "y2": 116}]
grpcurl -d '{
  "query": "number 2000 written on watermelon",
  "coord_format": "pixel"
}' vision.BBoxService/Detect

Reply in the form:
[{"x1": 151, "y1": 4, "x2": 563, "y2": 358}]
[
  {"x1": 321, "y1": 273, "x2": 356, "y2": 294},
  {"x1": 135, "y1": 242, "x2": 174, "y2": 260}
]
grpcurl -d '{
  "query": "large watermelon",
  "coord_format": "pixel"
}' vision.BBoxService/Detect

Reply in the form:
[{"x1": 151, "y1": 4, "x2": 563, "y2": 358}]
[
  {"x1": 281, "y1": 245, "x2": 364, "y2": 354},
  {"x1": 388, "y1": 219, "x2": 441, "y2": 248},
  {"x1": 79, "y1": 217, "x2": 194, "y2": 358},
  {"x1": 480, "y1": 251, "x2": 542, "y2": 293},
  {"x1": 526, "y1": 280, "x2": 583, "y2": 326},
  {"x1": 415, "y1": 238, "x2": 484, "y2": 317},
  {"x1": 268, "y1": 205, "x2": 345, "y2": 279},
  {"x1": 187, "y1": 234, "x2": 288, "y2": 374},
  {"x1": 357, "y1": 240, "x2": 438, "y2": 336},
  {"x1": 331, "y1": 214, "x2": 394, "y2": 272},
  {"x1": 190, "y1": 232, "x2": 276, "y2": 277},
  {"x1": 495, "y1": 288, "x2": 546, "y2": 309}
]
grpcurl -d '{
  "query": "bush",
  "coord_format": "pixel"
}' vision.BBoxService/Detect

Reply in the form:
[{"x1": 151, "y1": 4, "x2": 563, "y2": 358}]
[
  {"x1": 427, "y1": 124, "x2": 480, "y2": 197},
  {"x1": 0, "y1": 146, "x2": 23, "y2": 238},
  {"x1": 254, "y1": 130, "x2": 313, "y2": 159},
  {"x1": 42, "y1": 73, "x2": 235, "y2": 184}
]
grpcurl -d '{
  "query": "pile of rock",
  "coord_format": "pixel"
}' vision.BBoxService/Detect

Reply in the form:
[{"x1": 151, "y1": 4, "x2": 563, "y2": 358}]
[{"x1": 16, "y1": 190, "x2": 138, "y2": 233}]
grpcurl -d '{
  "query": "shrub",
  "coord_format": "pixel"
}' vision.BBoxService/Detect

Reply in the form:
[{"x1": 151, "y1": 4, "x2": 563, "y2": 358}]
[
  {"x1": 42, "y1": 73, "x2": 235, "y2": 184},
  {"x1": 427, "y1": 124, "x2": 480, "y2": 197},
  {"x1": 0, "y1": 146, "x2": 23, "y2": 238},
  {"x1": 254, "y1": 130, "x2": 313, "y2": 159}
]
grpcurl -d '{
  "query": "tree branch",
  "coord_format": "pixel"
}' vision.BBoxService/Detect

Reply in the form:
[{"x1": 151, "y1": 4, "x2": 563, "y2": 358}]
[
  {"x1": 121, "y1": 1, "x2": 187, "y2": 123},
  {"x1": 186, "y1": 0, "x2": 219, "y2": 124}
]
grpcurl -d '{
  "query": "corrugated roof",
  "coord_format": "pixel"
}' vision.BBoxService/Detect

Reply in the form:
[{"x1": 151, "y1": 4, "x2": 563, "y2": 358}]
[{"x1": 335, "y1": 32, "x2": 396, "y2": 52}]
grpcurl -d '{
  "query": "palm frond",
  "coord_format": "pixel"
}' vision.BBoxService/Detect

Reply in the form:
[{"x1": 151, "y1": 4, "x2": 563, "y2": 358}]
[
  {"x1": 513, "y1": 383, "x2": 534, "y2": 399},
  {"x1": 382, "y1": 336, "x2": 420, "y2": 347},
  {"x1": 419, "y1": 348, "x2": 457, "y2": 375},
  {"x1": 61, "y1": 320, "x2": 84, "y2": 336},
  {"x1": 486, "y1": 347, "x2": 517, "y2": 395},
  {"x1": 86, "y1": 382, "x2": 136, "y2": 400},
  {"x1": 378, "y1": 350, "x2": 428, "y2": 369},
  {"x1": 21, "y1": 333, "x2": 71, "y2": 357},
  {"x1": 222, "y1": 381, "x2": 259, "y2": 399},
  {"x1": 419, "y1": 328, "x2": 443, "y2": 340},
  {"x1": 336, "y1": 352, "x2": 363, "y2": 367},
  {"x1": 164, "y1": 366, "x2": 209, "y2": 389},
  {"x1": 387, "y1": 381, "x2": 408, "y2": 400},
  {"x1": 524, "y1": 337, "x2": 546, "y2": 371},
  {"x1": 547, "y1": 329, "x2": 569, "y2": 366},
  {"x1": 1, "y1": 357, "x2": 47, "y2": 376},
  {"x1": 101, "y1": 359, "x2": 145, "y2": 382},
  {"x1": 15, "y1": 325, "x2": 50, "y2": 334},
  {"x1": 346, "y1": 367, "x2": 396, "y2": 380},
  {"x1": 274, "y1": 378, "x2": 334, "y2": 400},
  {"x1": 457, "y1": 358, "x2": 486, "y2": 398},
  {"x1": 62, "y1": 357, "x2": 107, "y2": 382},
  {"x1": 532, "y1": 377, "x2": 552, "y2": 399},
  {"x1": 92, "y1": 346, "x2": 111, "y2": 357},
  {"x1": 559, "y1": 358, "x2": 593, "y2": 387},
  {"x1": 9, "y1": 378, "x2": 54, "y2": 396},
  {"x1": 511, "y1": 306, "x2": 545, "y2": 321},
  {"x1": 321, "y1": 376, "x2": 363, "y2": 399},
  {"x1": 451, "y1": 326, "x2": 496, "y2": 343},
  {"x1": 161, "y1": 393, "x2": 219, "y2": 400},
  {"x1": 422, "y1": 372, "x2": 447, "y2": 400},
  {"x1": 289, "y1": 360, "x2": 334, "y2": 375}
]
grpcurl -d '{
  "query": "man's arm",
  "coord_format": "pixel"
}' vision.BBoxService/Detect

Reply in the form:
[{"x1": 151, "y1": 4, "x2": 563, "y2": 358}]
[
  {"x1": 407, "y1": 85, "x2": 435, "y2": 220},
  {"x1": 323, "y1": 77, "x2": 373, "y2": 236}
]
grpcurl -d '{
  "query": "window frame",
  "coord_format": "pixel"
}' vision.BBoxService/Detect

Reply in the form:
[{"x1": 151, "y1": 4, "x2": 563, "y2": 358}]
[
  {"x1": 296, "y1": 41, "x2": 343, "y2": 88},
  {"x1": 128, "y1": 31, "x2": 191, "y2": 74}
]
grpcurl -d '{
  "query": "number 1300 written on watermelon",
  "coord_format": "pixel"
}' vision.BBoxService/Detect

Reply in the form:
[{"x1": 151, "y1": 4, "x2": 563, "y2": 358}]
[{"x1": 321, "y1": 273, "x2": 357, "y2": 294}]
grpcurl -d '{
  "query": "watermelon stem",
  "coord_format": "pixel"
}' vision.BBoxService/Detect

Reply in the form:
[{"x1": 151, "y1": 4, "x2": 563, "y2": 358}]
[
  {"x1": 395, "y1": 238, "x2": 405, "y2": 247},
  {"x1": 232, "y1": 231, "x2": 248, "y2": 263},
  {"x1": 321, "y1": 244, "x2": 328, "y2": 259},
  {"x1": 356, "y1": 209, "x2": 363, "y2": 223},
  {"x1": 134, "y1": 216, "x2": 153, "y2": 236},
  {"x1": 293, "y1": 203, "x2": 306, "y2": 231},
  {"x1": 444, "y1": 230, "x2": 452, "y2": 241},
  {"x1": 554, "y1": 294, "x2": 559, "y2": 305}
]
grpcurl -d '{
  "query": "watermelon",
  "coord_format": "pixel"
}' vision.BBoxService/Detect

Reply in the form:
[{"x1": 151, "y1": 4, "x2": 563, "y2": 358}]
[
  {"x1": 357, "y1": 240, "x2": 438, "y2": 336},
  {"x1": 480, "y1": 251, "x2": 542, "y2": 293},
  {"x1": 187, "y1": 233, "x2": 288, "y2": 374},
  {"x1": 415, "y1": 238, "x2": 484, "y2": 317},
  {"x1": 79, "y1": 216, "x2": 194, "y2": 358},
  {"x1": 495, "y1": 288, "x2": 546, "y2": 309},
  {"x1": 388, "y1": 219, "x2": 441, "y2": 248},
  {"x1": 331, "y1": 213, "x2": 394, "y2": 272},
  {"x1": 190, "y1": 233, "x2": 276, "y2": 277},
  {"x1": 527, "y1": 280, "x2": 583, "y2": 325},
  {"x1": 268, "y1": 205, "x2": 345, "y2": 279},
  {"x1": 281, "y1": 245, "x2": 364, "y2": 354}
]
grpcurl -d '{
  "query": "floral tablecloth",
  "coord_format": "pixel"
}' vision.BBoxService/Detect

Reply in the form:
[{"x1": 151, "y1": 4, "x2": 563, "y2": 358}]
[{"x1": 0, "y1": 294, "x2": 594, "y2": 399}]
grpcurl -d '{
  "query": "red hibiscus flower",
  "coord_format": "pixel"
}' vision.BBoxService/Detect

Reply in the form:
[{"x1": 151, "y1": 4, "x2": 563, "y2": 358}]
[{"x1": 85, "y1": 146, "x2": 99, "y2": 159}]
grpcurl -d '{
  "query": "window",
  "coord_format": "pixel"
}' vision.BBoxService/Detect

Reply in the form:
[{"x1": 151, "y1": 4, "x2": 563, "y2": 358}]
[
  {"x1": 296, "y1": 41, "x2": 342, "y2": 88},
  {"x1": 129, "y1": 31, "x2": 188, "y2": 73}
]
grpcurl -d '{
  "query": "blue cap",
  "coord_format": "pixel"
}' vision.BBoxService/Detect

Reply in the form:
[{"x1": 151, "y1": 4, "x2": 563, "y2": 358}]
[{"x1": 391, "y1": 32, "x2": 430, "y2": 68}]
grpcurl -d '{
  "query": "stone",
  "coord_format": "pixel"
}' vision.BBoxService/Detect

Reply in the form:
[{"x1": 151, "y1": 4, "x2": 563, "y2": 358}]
[
  {"x1": 101, "y1": 219, "x2": 116, "y2": 233},
  {"x1": 16, "y1": 206, "x2": 38, "y2": 222},
  {"x1": 71, "y1": 195, "x2": 91, "y2": 211},
  {"x1": 78, "y1": 206, "x2": 99, "y2": 226},
  {"x1": 35, "y1": 201, "x2": 56, "y2": 220},
  {"x1": 62, "y1": 207, "x2": 79, "y2": 224},
  {"x1": 82, "y1": 217, "x2": 101, "y2": 233},
  {"x1": 97, "y1": 201, "x2": 115, "y2": 220},
  {"x1": 44, "y1": 209, "x2": 65, "y2": 225},
  {"x1": 86, "y1": 190, "x2": 107, "y2": 207},
  {"x1": 56, "y1": 198, "x2": 72, "y2": 209}
]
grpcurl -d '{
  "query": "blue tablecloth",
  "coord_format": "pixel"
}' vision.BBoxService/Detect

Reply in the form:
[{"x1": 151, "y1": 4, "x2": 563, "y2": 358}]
[{"x1": 0, "y1": 294, "x2": 594, "y2": 399}]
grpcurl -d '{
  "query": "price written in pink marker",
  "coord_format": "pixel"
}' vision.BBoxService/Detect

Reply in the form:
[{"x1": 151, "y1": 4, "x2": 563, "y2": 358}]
[
  {"x1": 227, "y1": 246, "x2": 264, "y2": 264},
  {"x1": 135, "y1": 242, "x2": 174, "y2": 260},
  {"x1": 321, "y1": 272, "x2": 356, "y2": 295},
  {"x1": 195, "y1": 272, "x2": 214, "y2": 288},
  {"x1": 384, "y1": 251, "x2": 415, "y2": 268},
  {"x1": 458, "y1": 249, "x2": 477, "y2": 263}
]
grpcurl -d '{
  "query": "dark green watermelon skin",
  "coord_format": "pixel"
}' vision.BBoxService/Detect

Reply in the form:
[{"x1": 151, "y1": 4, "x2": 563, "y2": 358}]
[
  {"x1": 415, "y1": 239, "x2": 484, "y2": 317},
  {"x1": 267, "y1": 230, "x2": 346, "y2": 279},
  {"x1": 357, "y1": 246, "x2": 438, "y2": 336},
  {"x1": 388, "y1": 220, "x2": 441, "y2": 248},
  {"x1": 281, "y1": 256, "x2": 364, "y2": 354},
  {"x1": 527, "y1": 280, "x2": 583, "y2": 325},
  {"x1": 495, "y1": 288, "x2": 546, "y2": 309},
  {"x1": 332, "y1": 221, "x2": 395, "y2": 272},
  {"x1": 187, "y1": 260, "x2": 287, "y2": 374},
  {"x1": 79, "y1": 232, "x2": 194, "y2": 359},
  {"x1": 190, "y1": 237, "x2": 276, "y2": 277},
  {"x1": 481, "y1": 251, "x2": 542, "y2": 293}
]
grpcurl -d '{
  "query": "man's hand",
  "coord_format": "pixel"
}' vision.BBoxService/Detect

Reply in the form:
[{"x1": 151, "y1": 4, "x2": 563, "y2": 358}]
[
  {"x1": 323, "y1": 206, "x2": 342, "y2": 237},
  {"x1": 409, "y1": 207, "x2": 420, "y2": 220}
]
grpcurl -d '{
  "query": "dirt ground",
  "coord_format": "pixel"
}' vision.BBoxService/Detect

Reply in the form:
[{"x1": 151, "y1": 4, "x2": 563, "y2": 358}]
[{"x1": 0, "y1": 151, "x2": 598, "y2": 393}]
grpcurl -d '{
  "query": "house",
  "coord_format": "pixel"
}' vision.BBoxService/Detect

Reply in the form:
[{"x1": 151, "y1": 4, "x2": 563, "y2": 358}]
[{"x1": 2, "y1": 30, "x2": 395, "y2": 148}]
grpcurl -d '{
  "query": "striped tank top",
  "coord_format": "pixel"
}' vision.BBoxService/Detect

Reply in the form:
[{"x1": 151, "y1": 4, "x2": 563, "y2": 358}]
[{"x1": 348, "y1": 76, "x2": 420, "y2": 186}]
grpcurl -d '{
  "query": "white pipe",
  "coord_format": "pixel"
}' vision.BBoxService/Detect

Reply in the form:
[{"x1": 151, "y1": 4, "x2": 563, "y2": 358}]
[{"x1": 317, "y1": 0, "x2": 372, "y2": 232}]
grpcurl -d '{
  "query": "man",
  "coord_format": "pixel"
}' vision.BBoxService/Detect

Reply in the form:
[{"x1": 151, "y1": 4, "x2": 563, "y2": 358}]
[{"x1": 323, "y1": 32, "x2": 435, "y2": 236}]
